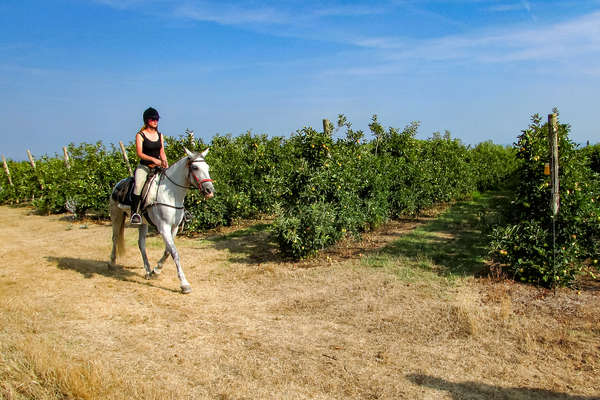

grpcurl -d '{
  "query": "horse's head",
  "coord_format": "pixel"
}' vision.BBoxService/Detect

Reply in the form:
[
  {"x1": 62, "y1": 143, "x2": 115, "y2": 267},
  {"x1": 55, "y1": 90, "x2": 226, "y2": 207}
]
[{"x1": 185, "y1": 147, "x2": 214, "y2": 199}]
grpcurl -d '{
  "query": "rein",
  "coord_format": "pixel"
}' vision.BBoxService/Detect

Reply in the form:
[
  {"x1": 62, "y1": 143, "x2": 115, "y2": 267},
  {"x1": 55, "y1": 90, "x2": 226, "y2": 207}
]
[
  {"x1": 163, "y1": 170, "x2": 191, "y2": 189},
  {"x1": 148, "y1": 174, "x2": 186, "y2": 210},
  {"x1": 151, "y1": 202, "x2": 185, "y2": 210}
]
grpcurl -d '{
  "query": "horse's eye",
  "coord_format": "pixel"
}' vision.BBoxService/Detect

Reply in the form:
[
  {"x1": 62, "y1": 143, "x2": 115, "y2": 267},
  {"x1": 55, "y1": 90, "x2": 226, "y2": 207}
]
[{"x1": 191, "y1": 165, "x2": 199, "y2": 170}]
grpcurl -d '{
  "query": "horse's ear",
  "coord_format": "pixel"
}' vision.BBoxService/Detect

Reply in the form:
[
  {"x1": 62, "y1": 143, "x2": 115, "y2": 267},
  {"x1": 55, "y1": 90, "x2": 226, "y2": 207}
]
[
  {"x1": 184, "y1": 147, "x2": 194, "y2": 158},
  {"x1": 200, "y1": 148, "x2": 209, "y2": 158}
]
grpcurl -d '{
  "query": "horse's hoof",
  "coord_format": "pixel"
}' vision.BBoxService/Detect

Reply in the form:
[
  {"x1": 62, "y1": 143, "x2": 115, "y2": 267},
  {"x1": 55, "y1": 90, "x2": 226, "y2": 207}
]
[
  {"x1": 181, "y1": 285, "x2": 192, "y2": 294},
  {"x1": 152, "y1": 268, "x2": 162, "y2": 276},
  {"x1": 144, "y1": 272, "x2": 152, "y2": 280}
]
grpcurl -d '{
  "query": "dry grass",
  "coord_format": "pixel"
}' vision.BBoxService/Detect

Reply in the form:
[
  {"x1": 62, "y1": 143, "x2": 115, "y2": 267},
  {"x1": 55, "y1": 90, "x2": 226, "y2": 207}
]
[{"x1": 0, "y1": 205, "x2": 599, "y2": 399}]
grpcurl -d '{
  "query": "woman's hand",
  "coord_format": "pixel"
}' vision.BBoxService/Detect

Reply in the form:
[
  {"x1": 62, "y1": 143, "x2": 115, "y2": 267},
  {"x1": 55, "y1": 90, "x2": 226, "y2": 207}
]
[
  {"x1": 149, "y1": 157, "x2": 162, "y2": 167},
  {"x1": 161, "y1": 159, "x2": 169, "y2": 168}
]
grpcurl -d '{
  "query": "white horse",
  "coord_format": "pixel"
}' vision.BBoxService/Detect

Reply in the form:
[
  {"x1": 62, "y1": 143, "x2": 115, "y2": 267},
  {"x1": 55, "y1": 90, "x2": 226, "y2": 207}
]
[{"x1": 109, "y1": 148, "x2": 214, "y2": 294}]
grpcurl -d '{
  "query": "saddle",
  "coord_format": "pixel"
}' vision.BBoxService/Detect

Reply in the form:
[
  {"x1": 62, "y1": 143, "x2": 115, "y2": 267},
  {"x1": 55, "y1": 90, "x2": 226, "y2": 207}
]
[{"x1": 112, "y1": 168, "x2": 162, "y2": 211}]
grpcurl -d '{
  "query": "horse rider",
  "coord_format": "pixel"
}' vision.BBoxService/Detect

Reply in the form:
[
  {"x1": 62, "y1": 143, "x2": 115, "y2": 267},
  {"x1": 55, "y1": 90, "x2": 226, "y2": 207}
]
[{"x1": 130, "y1": 107, "x2": 169, "y2": 225}]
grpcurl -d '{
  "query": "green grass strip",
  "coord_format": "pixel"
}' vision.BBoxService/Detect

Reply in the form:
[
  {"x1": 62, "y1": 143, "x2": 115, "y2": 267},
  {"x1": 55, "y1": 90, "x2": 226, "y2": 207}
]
[{"x1": 361, "y1": 191, "x2": 506, "y2": 282}]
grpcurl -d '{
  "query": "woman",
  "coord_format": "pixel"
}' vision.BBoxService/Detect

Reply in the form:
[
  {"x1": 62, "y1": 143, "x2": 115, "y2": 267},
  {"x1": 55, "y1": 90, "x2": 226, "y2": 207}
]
[{"x1": 130, "y1": 107, "x2": 169, "y2": 224}]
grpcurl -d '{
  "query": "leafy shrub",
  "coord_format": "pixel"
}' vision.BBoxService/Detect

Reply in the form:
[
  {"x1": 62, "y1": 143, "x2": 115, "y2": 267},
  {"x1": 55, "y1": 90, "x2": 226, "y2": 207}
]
[
  {"x1": 273, "y1": 201, "x2": 341, "y2": 258},
  {"x1": 0, "y1": 160, "x2": 39, "y2": 204},
  {"x1": 470, "y1": 141, "x2": 518, "y2": 191},
  {"x1": 580, "y1": 143, "x2": 600, "y2": 174},
  {"x1": 182, "y1": 132, "x2": 287, "y2": 228},
  {"x1": 489, "y1": 113, "x2": 600, "y2": 286},
  {"x1": 34, "y1": 142, "x2": 128, "y2": 216},
  {"x1": 271, "y1": 115, "x2": 507, "y2": 258}
]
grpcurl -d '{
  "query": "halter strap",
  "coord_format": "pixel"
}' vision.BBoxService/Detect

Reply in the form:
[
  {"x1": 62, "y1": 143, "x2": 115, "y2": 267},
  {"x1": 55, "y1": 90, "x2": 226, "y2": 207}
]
[
  {"x1": 162, "y1": 159, "x2": 213, "y2": 190},
  {"x1": 191, "y1": 174, "x2": 213, "y2": 189},
  {"x1": 146, "y1": 157, "x2": 212, "y2": 213},
  {"x1": 187, "y1": 158, "x2": 213, "y2": 190}
]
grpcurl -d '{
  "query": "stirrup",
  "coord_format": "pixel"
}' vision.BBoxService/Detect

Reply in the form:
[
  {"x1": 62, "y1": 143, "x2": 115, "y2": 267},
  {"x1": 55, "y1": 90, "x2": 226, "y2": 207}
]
[{"x1": 130, "y1": 213, "x2": 142, "y2": 225}]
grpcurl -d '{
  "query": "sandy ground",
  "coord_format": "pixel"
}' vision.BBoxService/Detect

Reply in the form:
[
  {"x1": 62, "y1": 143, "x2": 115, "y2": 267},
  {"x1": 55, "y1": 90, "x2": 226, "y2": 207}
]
[{"x1": 0, "y1": 205, "x2": 599, "y2": 399}]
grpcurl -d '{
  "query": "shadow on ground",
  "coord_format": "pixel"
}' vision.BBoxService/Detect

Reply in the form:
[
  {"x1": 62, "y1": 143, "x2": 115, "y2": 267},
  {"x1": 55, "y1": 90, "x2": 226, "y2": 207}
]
[
  {"x1": 205, "y1": 223, "x2": 284, "y2": 265},
  {"x1": 378, "y1": 193, "x2": 504, "y2": 277},
  {"x1": 46, "y1": 256, "x2": 179, "y2": 293},
  {"x1": 206, "y1": 224, "x2": 285, "y2": 264},
  {"x1": 407, "y1": 374, "x2": 597, "y2": 400}
]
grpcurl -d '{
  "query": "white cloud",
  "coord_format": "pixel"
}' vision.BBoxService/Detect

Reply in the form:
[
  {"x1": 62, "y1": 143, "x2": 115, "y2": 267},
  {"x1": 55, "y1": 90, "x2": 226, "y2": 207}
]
[
  {"x1": 92, "y1": 0, "x2": 150, "y2": 10},
  {"x1": 352, "y1": 37, "x2": 407, "y2": 50},
  {"x1": 487, "y1": 1, "x2": 537, "y2": 21},
  {"x1": 312, "y1": 4, "x2": 387, "y2": 17},
  {"x1": 171, "y1": 2, "x2": 390, "y2": 27},
  {"x1": 357, "y1": 10, "x2": 600, "y2": 64},
  {"x1": 322, "y1": 9, "x2": 600, "y2": 78},
  {"x1": 93, "y1": 0, "x2": 389, "y2": 26},
  {"x1": 488, "y1": 4, "x2": 524, "y2": 12},
  {"x1": 173, "y1": 3, "x2": 290, "y2": 25},
  {"x1": 90, "y1": 0, "x2": 600, "y2": 70}
]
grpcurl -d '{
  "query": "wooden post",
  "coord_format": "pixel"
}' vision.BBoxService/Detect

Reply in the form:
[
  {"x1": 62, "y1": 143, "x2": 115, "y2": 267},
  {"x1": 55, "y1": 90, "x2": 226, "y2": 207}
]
[
  {"x1": 26, "y1": 149, "x2": 36, "y2": 170},
  {"x1": 185, "y1": 128, "x2": 194, "y2": 140},
  {"x1": 63, "y1": 146, "x2": 70, "y2": 169},
  {"x1": 26, "y1": 149, "x2": 44, "y2": 190},
  {"x1": 185, "y1": 128, "x2": 195, "y2": 149},
  {"x1": 25, "y1": 149, "x2": 46, "y2": 191},
  {"x1": 119, "y1": 141, "x2": 133, "y2": 176},
  {"x1": 548, "y1": 113, "x2": 559, "y2": 216},
  {"x1": 2, "y1": 155, "x2": 13, "y2": 186},
  {"x1": 323, "y1": 119, "x2": 331, "y2": 135}
]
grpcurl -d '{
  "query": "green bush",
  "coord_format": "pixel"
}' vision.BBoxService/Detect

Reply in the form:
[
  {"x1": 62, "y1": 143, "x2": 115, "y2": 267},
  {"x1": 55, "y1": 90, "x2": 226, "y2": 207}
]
[
  {"x1": 470, "y1": 141, "x2": 518, "y2": 191},
  {"x1": 270, "y1": 115, "x2": 508, "y2": 258},
  {"x1": 33, "y1": 142, "x2": 128, "y2": 216},
  {"x1": 182, "y1": 132, "x2": 287, "y2": 228},
  {"x1": 580, "y1": 143, "x2": 600, "y2": 174},
  {"x1": 0, "y1": 160, "x2": 38, "y2": 204},
  {"x1": 489, "y1": 113, "x2": 600, "y2": 286},
  {"x1": 273, "y1": 201, "x2": 341, "y2": 258}
]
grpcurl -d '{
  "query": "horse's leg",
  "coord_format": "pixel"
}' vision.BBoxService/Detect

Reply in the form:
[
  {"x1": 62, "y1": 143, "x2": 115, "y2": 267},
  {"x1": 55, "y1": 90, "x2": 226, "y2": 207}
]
[
  {"x1": 152, "y1": 250, "x2": 169, "y2": 276},
  {"x1": 137, "y1": 223, "x2": 154, "y2": 279},
  {"x1": 109, "y1": 200, "x2": 126, "y2": 269},
  {"x1": 152, "y1": 224, "x2": 180, "y2": 275},
  {"x1": 158, "y1": 223, "x2": 191, "y2": 294},
  {"x1": 109, "y1": 218, "x2": 119, "y2": 269}
]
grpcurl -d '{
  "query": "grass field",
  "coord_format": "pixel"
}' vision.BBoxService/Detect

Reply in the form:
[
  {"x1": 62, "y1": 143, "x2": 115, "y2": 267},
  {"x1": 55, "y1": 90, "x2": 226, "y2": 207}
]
[{"x1": 0, "y1": 194, "x2": 598, "y2": 399}]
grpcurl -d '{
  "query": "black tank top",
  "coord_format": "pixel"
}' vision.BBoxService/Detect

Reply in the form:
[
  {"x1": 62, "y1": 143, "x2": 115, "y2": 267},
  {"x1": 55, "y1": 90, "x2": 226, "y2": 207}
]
[{"x1": 139, "y1": 131, "x2": 162, "y2": 166}]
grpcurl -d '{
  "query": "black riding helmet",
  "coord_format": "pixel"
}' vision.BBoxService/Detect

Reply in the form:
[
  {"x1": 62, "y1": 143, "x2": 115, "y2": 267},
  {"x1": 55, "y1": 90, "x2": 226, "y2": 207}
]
[{"x1": 143, "y1": 107, "x2": 160, "y2": 124}]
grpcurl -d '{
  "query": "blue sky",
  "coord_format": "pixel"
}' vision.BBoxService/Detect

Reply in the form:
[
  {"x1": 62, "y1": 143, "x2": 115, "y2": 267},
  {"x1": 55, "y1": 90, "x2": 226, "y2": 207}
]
[{"x1": 1, "y1": 0, "x2": 599, "y2": 160}]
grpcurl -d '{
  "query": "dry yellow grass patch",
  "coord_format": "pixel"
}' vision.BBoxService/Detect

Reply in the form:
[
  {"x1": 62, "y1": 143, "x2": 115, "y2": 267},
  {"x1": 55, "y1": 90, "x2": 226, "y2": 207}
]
[{"x1": 0, "y1": 205, "x2": 598, "y2": 399}]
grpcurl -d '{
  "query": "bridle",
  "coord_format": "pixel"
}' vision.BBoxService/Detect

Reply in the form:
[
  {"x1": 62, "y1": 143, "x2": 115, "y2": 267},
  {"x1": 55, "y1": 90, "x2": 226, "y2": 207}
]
[
  {"x1": 188, "y1": 159, "x2": 213, "y2": 192},
  {"x1": 162, "y1": 158, "x2": 213, "y2": 194},
  {"x1": 146, "y1": 156, "x2": 213, "y2": 212}
]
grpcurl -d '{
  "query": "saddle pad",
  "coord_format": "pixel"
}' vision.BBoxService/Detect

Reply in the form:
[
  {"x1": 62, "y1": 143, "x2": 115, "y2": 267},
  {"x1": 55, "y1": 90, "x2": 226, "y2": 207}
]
[
  {"x1": 141, "y1": 172, "x2": 160, "y2": 208},
  {"x1": 112, "y1": 173, "x2": 160, "y2": 210},
  {"x1": 112, "y1": 177, "x2": 135, "y2": 205}
]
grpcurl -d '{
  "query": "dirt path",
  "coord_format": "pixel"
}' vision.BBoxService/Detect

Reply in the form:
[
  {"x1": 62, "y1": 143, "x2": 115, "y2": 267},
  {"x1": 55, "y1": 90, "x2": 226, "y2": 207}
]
[{"x1": 0, "y1": 205, "x2": 599, "y2": 399}]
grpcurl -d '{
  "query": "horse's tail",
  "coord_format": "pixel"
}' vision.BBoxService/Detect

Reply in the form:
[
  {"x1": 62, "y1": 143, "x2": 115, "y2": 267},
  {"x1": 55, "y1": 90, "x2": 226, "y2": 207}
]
[{"x1": 110, "y1": 198, "x2": 126, "y2": 258}]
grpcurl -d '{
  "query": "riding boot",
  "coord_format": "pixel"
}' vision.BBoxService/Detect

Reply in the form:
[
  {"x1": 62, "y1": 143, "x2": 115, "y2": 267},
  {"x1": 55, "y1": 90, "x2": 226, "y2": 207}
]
[{"x1": 130, "y1": 194, "x2": 142, "y2": 225}]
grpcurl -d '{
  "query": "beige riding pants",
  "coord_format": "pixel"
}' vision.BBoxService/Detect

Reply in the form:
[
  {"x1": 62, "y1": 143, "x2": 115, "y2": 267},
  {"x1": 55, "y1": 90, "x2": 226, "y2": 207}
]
[{"x1": 133, "y1": 164, "x2": 151, "y2": 196}]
